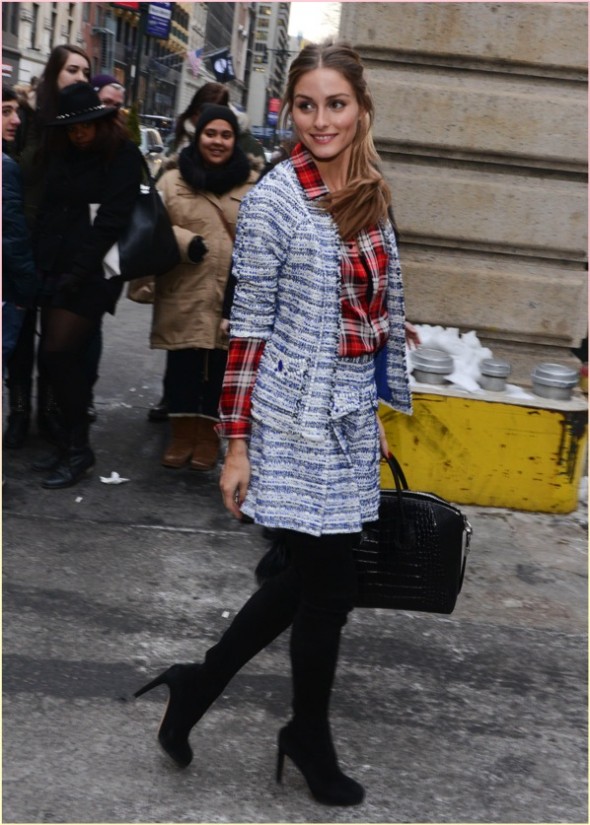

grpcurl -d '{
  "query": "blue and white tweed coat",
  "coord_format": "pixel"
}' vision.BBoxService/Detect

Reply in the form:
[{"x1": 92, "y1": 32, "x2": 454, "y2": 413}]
[{"x1": 230, "y1": 159, "x2": 412, "y2": 534}]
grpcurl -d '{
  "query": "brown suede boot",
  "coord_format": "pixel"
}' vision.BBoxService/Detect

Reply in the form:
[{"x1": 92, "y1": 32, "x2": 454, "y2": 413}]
[
  {"x1": 190, "y1": 416, "x2": 220, "y2": 471},
  {"x1": 161, "y1": 417, "x2": 197, "y2": 468}
]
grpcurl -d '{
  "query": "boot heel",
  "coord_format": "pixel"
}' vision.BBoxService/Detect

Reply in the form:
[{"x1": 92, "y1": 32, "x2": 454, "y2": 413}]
[{"x1": 134, "y1": 672, "x2": 167, "y2": 699}]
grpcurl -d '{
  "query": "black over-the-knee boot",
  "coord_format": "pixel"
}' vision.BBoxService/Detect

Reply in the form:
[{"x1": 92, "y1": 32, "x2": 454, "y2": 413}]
[
  {"x1": 134, "y1": 563, "x2": 301, "y2": 767},
  {"x1": 39, "y1": 350, "x2": 95, "y2": 489},
  {"x1": 276, "y1": 532, "x2": 365, "y2": 806}
]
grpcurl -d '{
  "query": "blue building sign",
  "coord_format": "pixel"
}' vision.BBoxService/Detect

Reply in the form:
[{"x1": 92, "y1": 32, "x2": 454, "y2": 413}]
[{"x1": 147, "y1": 3, "x2": 173, "y2": 39}]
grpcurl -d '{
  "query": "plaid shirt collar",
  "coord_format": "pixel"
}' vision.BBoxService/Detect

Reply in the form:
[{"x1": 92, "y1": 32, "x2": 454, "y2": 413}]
[{"x1": 291, "y1": 142, "x2": 329, "y2": 201}]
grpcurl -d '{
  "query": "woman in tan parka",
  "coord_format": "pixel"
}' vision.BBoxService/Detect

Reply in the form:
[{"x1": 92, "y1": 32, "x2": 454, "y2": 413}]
[{"x1": 152, "y1": 105, "x2": 257, "y2": 470}]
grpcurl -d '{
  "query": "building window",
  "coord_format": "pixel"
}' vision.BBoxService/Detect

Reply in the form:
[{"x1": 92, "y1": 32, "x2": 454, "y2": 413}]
[
  {"x1": 2, "y1": 2, "x2": 19, "y2": 35},
  {"x1": 30, "y1": 4, "x2": 40, "y2": 48}
]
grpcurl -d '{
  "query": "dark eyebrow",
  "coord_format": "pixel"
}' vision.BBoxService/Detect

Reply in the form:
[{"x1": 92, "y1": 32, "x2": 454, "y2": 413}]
[{"x1": 294, "y1": 93, "x2": 352, "y2": 101}]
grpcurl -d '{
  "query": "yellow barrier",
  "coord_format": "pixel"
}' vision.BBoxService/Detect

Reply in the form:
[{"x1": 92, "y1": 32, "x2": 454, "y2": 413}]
[{"x1": 379, "y1": 384, "x2": 588, "y2": 513}]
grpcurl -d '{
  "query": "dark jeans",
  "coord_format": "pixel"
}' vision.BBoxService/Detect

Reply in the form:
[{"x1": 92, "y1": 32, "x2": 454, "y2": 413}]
[
  {"x1": 164, "y1": 348, "x2": 228, "y2": 417},
  {"x1": 2, "y1": 302, "x2": 26, "y2": 376}
]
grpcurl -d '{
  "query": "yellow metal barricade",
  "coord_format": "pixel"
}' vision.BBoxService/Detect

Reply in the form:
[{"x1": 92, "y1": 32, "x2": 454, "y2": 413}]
[{"x1": 379, "y1": 385, "x2": 588, "y2": 513}]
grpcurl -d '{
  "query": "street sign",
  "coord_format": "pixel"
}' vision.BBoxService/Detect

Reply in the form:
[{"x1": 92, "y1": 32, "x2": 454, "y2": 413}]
[
  {"x1": 267, "y1": 96, "x2": 280, "y2": 127},
  {"x1": 146, "y1": 3, "x2": 173, "y2": 39}
]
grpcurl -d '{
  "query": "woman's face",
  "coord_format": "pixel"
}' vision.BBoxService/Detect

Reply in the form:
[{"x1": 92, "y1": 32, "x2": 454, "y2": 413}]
[
  {"x1": 291, "y1": 67, "x2": 361, "y2": 168},
  {"x1": 66, "y1": 120, "x2": 97, "y2": 151},
  {"x1": 198, "y1": 119, "x2": 235, "y2": 166},
  {"x1": 57, "y1": 53, "x2": 90, "y2": 90}
]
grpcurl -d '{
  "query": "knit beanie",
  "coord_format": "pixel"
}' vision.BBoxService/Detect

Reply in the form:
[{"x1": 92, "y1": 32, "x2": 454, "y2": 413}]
[
  {"x1": 91, "y1": 74, "x2": 120, "y2": 91},
  {"x1": 194, "y1": 104, "x2": 239, "y2": 140}
]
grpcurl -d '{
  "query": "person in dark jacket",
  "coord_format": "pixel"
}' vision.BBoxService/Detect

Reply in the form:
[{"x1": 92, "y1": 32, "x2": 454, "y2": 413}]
[
  {"x1": 32, "y1": 82, "x2": 143, "y2": 489},
  {"x1": 5, "y1": 44, "x2": 92, "y2": 449},
  {"x1": 2, "y1": 86, "x2": 39, "y2": 370}
]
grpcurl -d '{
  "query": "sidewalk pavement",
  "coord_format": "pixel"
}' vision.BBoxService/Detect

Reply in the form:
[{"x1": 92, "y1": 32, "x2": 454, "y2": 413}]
[{"x1": 2, "y1": 298, "x2": 587, "y2": 824}]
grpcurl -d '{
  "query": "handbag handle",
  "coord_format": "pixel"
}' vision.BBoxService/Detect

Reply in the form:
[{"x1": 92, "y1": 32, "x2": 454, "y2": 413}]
[
  {"x1": 384, "y1": 453, "x2": 409, "y2": 491},
  {"x1": 382, "y1": 453, "x2": 412, "y2": 547}
]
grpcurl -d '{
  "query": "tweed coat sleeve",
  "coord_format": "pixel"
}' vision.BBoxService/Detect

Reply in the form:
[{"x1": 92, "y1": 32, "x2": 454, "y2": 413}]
[{"x1": 229, "y1": 170, "x2": 296, "y2": 340}]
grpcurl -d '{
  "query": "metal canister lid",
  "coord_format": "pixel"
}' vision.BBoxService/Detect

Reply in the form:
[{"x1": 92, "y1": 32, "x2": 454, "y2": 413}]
[
  {"x1": 480, "y1": 358, "x2": 511, "y2": 378},
  {"x1": 411, "y1": 347, "x2": 454, "y2": 374},
  {"x1": 531, "y1": 362, "x2": 579, "y2": 388}
]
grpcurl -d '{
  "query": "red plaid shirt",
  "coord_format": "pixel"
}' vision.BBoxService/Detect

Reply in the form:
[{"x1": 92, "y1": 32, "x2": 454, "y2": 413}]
[{"x1": 219, "y1": 143, "x2": 389, "y2": 439}]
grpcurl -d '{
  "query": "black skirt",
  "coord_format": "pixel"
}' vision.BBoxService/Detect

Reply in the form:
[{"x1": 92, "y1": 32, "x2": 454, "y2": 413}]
[{"x1": 40, "y1": 273, "x2": 124, "y2": 322}]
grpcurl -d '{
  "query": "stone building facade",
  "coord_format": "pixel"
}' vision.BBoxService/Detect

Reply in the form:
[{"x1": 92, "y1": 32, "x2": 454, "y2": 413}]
[{"x1": 340, "y1": 2, "x2": 588, "y2": 380}]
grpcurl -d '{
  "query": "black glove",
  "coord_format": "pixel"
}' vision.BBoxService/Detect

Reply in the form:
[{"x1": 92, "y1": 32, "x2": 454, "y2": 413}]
[{"x1": 187, "y1": 235, "x2": 208, "y2": 264}]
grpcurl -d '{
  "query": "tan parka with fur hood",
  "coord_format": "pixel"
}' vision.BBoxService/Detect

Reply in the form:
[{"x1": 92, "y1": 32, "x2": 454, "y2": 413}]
[{"x1": 150, "y1": 166, "x2": 257, "y2": 351}]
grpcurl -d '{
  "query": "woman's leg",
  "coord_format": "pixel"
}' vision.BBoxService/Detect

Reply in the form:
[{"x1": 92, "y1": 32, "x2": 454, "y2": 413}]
[
  {"x1": 37, "y1": 307, "x2": 99, "y2": 487},
  {"x1": 287, "y1": 532, "x2": 358, "y2": 729},
  {"x1": 135, "y1": 562, "x2": 302, "y2": 766},
  {"x1": 40, "y1": 307, "x2": 96, "y2": 434},
  {"x1": 161, "y1": 349, "x2": 201, "y2": 468},
  {"x1": 278, "y1": 531, "x2": 364, "y2": 805}
]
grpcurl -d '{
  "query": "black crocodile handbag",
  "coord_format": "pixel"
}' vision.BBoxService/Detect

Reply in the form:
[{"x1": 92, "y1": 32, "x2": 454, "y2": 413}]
[{"x1": 354, "y1": 456, "x2": 472, "y2": 613}]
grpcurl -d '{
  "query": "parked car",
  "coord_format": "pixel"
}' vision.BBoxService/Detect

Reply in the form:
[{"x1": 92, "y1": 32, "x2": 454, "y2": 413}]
[{"x1": 139, "y1": 126, "x2": 165, "y2": 177}]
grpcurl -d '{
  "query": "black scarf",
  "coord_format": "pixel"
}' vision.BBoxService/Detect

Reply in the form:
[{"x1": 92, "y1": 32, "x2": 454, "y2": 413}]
[{"x1": 178, "y1": 143, "x2": 250, "y2": 196}]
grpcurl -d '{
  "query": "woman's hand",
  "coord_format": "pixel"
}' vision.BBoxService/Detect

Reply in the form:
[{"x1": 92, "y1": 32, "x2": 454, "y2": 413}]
[
  {"x1": 220, "y1": 438, "x2": 251, "y2": 520},
  {"x1": 219, "y1": 318, "x2": 230, "y2": 337},
  {"x1": 405, "y1": 321, "x2": 420, "y2": 349},
  {"x1": 377, "y1": 413, "x2": 390, "y2": 459}
]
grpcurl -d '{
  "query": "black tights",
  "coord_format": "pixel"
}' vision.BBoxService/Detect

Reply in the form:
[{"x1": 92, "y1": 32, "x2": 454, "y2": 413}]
[
  {"x1": 200, "y1": 531, "x2": 359, "y2": 732},
  {"x1": 40, "y1": 307, "x2": 99, "y2": 442}
]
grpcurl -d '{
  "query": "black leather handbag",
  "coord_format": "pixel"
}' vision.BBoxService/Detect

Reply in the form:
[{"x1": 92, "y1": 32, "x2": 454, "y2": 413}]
[
  {"x1": 100, "y1": 157, "x2": 180, "y2": 282},
  {"x1": 354, "y1": 456, "x2": 472, "y2": 613}
]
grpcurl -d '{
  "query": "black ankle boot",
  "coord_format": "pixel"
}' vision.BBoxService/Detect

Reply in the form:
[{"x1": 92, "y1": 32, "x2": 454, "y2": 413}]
[
  {"x1": 4, "y1": 385, "x2": 31, "y2": 448},
  {"x1": 41, "y1": 445, "x2": 95, "y2": 489},
  {"x1": 134, "y1": 663, "x2": 206, "y2": 767},
  {"x1": 276, "y1": 722, "x2": 365, "y2": 806}
]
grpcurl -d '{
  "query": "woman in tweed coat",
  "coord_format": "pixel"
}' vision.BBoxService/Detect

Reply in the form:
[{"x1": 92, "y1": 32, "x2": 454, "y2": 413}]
[{"x1": 135, "y1": 41, "x2": 419, "y2": 806}]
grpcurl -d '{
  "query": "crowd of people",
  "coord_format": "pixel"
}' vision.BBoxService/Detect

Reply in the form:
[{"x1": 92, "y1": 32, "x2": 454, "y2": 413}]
[{"x1": 3, "y1": 39, "x2": 419, "y2": 806}]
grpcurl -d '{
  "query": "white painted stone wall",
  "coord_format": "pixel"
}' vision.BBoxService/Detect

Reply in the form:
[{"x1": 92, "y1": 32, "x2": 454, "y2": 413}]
[{"x1": 340, "y1": 2, "x2": 588, "y2": 381}]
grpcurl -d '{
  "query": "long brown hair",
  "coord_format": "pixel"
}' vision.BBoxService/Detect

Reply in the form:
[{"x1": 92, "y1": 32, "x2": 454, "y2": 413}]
[
  {"x1": 280, "y1": 40, "x2": 392, "y2": 240},
  {"x1": 36, "y1": 44, "x2": 91, "y2": 125}
]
